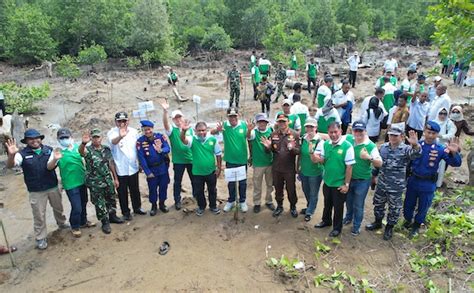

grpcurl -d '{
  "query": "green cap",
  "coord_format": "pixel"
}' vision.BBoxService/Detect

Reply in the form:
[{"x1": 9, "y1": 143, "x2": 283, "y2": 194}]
[{"x1": 90, "y1": 128, "x2": 101, "y2": 137}]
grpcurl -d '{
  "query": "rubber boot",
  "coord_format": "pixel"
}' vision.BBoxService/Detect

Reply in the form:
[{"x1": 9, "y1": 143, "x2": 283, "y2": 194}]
[
  {"x1": 409, "y1": 222, "x2": 421, "y2": 239},
  {"x1": 365, "y1": 218, "x2": 383, "y2": 231},
  {"x1": 109, "y1": 212, "x2": 125, "y2": 224},
  {"x1": 383, "y1": 224, "x2": 394, "y2": 240},
  {"x1": 150, "y1": 203, "x2": 158, "y2": 216},
  {"x1": 101, "y1": 219, "x2": 111, "y2": 234}
]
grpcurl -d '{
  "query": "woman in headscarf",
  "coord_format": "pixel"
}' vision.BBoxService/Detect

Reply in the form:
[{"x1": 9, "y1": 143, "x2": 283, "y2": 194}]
[
  {"x1": 361, "y1": 96, "x2": 387, "y2": 142},
  {"x1": 450, "y1": 106, "x2": 474, "y2": 137},
  {"x1": 314, "y1": 97, "x2": 341, "y2": 134},
  {"x1": 434, "y1": 107, "x2": 458, "y2": 187}
]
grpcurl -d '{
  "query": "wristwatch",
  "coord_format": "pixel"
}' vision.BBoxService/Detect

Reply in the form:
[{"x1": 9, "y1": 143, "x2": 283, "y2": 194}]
[{"x1": 345, "y1": 182, "x2": 349, "y2": 187}]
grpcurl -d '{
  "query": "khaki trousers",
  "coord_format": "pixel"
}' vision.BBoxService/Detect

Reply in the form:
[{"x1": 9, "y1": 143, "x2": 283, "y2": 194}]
[
  {"x1": 252, "y1": 166, "x2": 273, "y2": 205},
  {"x1": 29, "y1": 187, "x2": 67, "y2": 240}
]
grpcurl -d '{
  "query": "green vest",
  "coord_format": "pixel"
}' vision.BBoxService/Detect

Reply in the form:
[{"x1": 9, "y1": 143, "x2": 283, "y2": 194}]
[
  {"x1": 345, "y1": 135, "x2": 376, "y2": 180},
  {"x1": 383, "y1": 94, "x2": 395, "y2": 111},
  {"x1": 252, "y1": 66, "x2": 261, "y2": 84},
  {"x1": 297, "y1": 113, "x2": 307, "y2": 135},
  {"x1": 291, "y1": 55, "x2": 298, "y2": 70},
  {"x1": 251, "y1": 128, "x2": 273, "y2": 167},
  {"x1": 300, "y1": 137, "x2": 323, "y2": 176},
  {"x1": 57, "y1": 144, "x2": 85, "y2": 190},
  {"x1": 307, "y1": 63, "x2": 317, "y2": 78},
  {"x1": 322, "y1": 139, "x2": 352, "y2": 187},
  {"x1": 169, "y1": 127, "x2": 193, "y2": 164},
  {"x1": 317, "y1": 116, "x2": 336, "y2": 134},
  {"x1": 276, "y1": 111, "x2": 298, "y2": 130},
  {"x1": 259, "y1": 64, "x2": 269, "y2": 76},
  {"x1": 191, "y1": 136, "x2": 218, "y2": 176},
  {"x1": 378, "y1": 76, "x2": 397, "y2": 87},
  {"x1": 223, "y1": 121, "x2": 248, "y2": 164}
]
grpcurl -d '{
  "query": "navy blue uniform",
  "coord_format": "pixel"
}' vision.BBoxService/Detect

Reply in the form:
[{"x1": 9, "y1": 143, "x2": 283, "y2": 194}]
[
  {"x1": 404, "y1": 140, "x2": 462, "y2": 225},
  {"x1": 137, "y1": 133, "x2": 171, "y2": 204}
]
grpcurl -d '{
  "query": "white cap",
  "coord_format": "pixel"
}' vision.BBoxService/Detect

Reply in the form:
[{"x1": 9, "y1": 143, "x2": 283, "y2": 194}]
[
  {"x1": 433, "y1": 76, "x2": 442, "y2": 82},
  {"x1": 282, "y1": 99, "x2": 292, "y2": 106},
  {"x1": 354, "y1": 51, "x2": 359, "y2": 55},
  {"x1": 171, "y1": 110, "x2": 184, "y2": 119}
]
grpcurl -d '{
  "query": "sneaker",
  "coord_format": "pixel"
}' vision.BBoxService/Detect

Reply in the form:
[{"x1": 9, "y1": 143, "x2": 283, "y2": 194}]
[
  {"x1": 196, "y1": 208, "x2": 204, "y2": 216},
  {"x1": 71, "y1": 229, "x2": 82, "y2": 238},
  {"x1": 304, "y1": 215, "x2": 312, "y2": 222},
  {"x1": 223, "y1": 201, "x2": 235, "y2": 212},
  {"x1": 58, "y1": 223, "x2": 70, "y2": 230},
  {"x1": 343, "y1": 219, "x2": 352, "y2": 225},
  {"x1": 239, "y1": 202, "x2": 248, "y2": 213},
  {"x1": 351, "y1": 228, "x2": 360, "y2": 236},
  {"x1": 290, "y1": 208, "x2": 298, "y2": 218},
  {"x1": 265, "y1": 202, "x2": 276, "y2": 211},
  {"x1": 272, "y1": 206, "x2": 284, "y2": 217},
  {"x1": 36, "y1": 238, "x2": 48, "y2": 250},
  {"x1": 210, "y1": 207, "x2": 221, "y2": 215},
  {"x1": 80, "y1": 221, "x2": 96, "y2": 228},
  {"x1": 123, "y1": 214, "x2": 133, "y2": 221}
]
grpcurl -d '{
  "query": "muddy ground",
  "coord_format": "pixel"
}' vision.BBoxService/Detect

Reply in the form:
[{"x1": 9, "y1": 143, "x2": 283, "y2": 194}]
[{"x1": 0, "y1": 44, "x2": 472, "y2": 291}]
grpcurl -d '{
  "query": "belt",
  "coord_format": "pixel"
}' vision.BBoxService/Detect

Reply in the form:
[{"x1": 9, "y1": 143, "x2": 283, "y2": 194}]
[
  {"x1": 413, "y1": 172, "x2": 437, "y2": 182},
  {"x1": 149, "y1": 161, "x2": 164, "y2": 168}
]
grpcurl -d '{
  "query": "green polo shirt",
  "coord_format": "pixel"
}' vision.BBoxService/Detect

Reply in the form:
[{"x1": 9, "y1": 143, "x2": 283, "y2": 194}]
[
  {"x1": 57, "y1": 144, "x2": 86, "y2": 190},
  {"x1": 190, "y1": 136, "x2": 218, "y2": 176},
  {"x1": 169, "y1": 126, "x2": 193, "y2": 164},
  {"x1": 300, "y1": 136, "x2": 323, "y2": 176},
  {"x1": 320, "y1": 139, "x2": 354, "y2": 187},
  {"x1": 223, "y1": 120, "x2": 248, "y2": 164},
  {"x1": 345, "y1": 135, "x2": 376, "y2": 180},
  {"x1": 383, "y1": 93, "x2": 395, "y2": 111},
  {"x1": 307, "y1": 63, "x2": 317, "y2": 78},
  {"x1": 250, "y1": 128, "x2": 273, "y2": 167}
]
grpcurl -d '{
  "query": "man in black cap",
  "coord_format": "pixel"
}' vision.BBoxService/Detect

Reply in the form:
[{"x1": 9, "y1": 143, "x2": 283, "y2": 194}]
[
  {"x1": 5, "y1": 129, "x2": 68, "y2": 250},
  {"x1": 107, "y1": 112, "x2": 146, "y2": 220}
]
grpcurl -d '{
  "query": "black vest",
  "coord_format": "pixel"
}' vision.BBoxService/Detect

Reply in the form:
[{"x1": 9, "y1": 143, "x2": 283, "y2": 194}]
[{"x1": 19, "y1": 145, "x2": 58, "y2": 192}]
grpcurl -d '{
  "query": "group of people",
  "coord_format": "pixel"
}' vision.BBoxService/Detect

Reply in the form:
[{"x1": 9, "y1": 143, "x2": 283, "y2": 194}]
[{"x1": 2, "y1": 52, "x2": 470, "y2": 252}]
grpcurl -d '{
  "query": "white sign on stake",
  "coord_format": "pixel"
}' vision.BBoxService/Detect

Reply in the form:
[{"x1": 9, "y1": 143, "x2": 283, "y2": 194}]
[
  {"x1": 138, "y1": 101, "x2": 155, "y2": 112},
  {"x1": 193, "y1": 95, "x2": 202, "y2": 104},
  {"x1": 224, "y1": 166, "x2": 247, "y2": 182},
  {"x1": 286, "y1": 70, "x2": 296, "y2": 77},
  {"x1": 215, "y1": 99, "x2": 229, "y2": 109},
  {"x1": 132, "y1": 109, "x2": 147, "y2": 119}
]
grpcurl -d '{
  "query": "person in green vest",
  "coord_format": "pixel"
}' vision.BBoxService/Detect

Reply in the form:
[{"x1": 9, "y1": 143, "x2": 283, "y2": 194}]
[
  {"x1": 274, "y1": 99, "x2": 301, "y2": 132},
  {"x1": 440, "y1": 55, "x2": 450, "y2": 75},
  {"x1": 247, "y1": 113, "x2": 276, "y2": 213},
  {"x1": 258, "y1": 53, "x2": 272, "y2": 78},
  {"x1": 306, "y1": 57, "x2": 318, "y2": 95},
  {"x1": 290, "y1": 50, "x2": 298, "y2": 73},
  {"x1": 312, "y1": 122, "x2": 355, "y2": 237},
  {"x1": 400, "y1": 69, "x2": 417, "y2": 104},
  {"x1": 315, "y1": 75, "x2": 333, "y2": 107},
  {"x1": 181, "y1": 121, "x2": 222, "y2": 216},
  {"x1": 48, "y1": 128, "x2": 95, "y2": 238},
  {"x1": 167, "y1": 68, "x2": 179, "y2": 86},
  {"x1": 297, "y1": 118, "x2": 326, "y2": 222},
  {"x1": 314, "y1": 97, "x2": 341, "y2": 134},
  {"x1": 381, "y1": 77, "x2": 397, "y2": 111},
  {"x1": 251, "y1": 61, "x2": 261, "y2": 101},
  {"x1": 160, "y1": 100, "x2": 194, "y2": 210},
  {"x1": 250, "y1": 50, "x2": 256, "y2": 70},
  {"x1": 375, "y1": 70, "x2": 398, "y2": 88},
  {"x1": 212, "y1": 107, "x2": 249, "y2": 213},
  {"x1": 290, "y1": 93, "x2": 309, "y2": 135},
  {"x1": 342, "y1": 121, "x2": 383, "y2": 236}
]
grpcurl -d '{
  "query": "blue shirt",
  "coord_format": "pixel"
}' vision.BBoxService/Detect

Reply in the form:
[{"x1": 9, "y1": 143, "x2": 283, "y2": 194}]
[
  {"x1": 407, "y1": 98, "x2": 429, "y2": 130},
  {"x1": 136, "y1": 133, "x2": 170, "y2": 176}
]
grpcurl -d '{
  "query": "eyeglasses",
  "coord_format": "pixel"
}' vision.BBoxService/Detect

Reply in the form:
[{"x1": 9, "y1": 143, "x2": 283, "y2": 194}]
[
  {"x1": 452, "y1": 111, "x2": 460, "y2": 114},
  {"x1": 439, "y1": 112, "x2": 448, "y2": 116}
]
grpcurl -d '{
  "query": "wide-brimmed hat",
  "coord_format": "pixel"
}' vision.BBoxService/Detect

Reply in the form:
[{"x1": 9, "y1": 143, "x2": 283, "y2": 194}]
[{"x1": 21, "y1": 129, "x2": 45, "y2": 144}]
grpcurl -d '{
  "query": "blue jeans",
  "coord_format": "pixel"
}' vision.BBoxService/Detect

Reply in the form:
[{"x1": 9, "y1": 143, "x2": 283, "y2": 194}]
[
  {"x1": 344, "y1": 179, "x2": 371, "y2": 231},
  {"x1": 226, "y1": 163, "x2": 247, "y2": 203},
  {"x1": 65, "y1": 185, "x2": 88, "y2": 229},
  {"x1": 173, "y1": 163, "x2": 194, "y2": 203},
  {"x1": 300, "y1": 174, "x2": 322, "y2": 216}
]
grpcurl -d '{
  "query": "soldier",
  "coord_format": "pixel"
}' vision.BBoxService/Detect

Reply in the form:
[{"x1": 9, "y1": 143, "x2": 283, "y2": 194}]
[
  {"x1": 366, "y1": 123, "x2": 421, "y2": 240},
  {"x1": 5, "y1": 129, "x2": 68, "y2": 250},
  {"x1": 274, "y1": 62, "x2": 288, "y2": 103},
  {"x1": 79, "y1": 129, "x2": 123, "y2": 234},
  {"x1": 312, "y1": 122, "x2": 355, "y2": 237},
  {"x1": 403, "y1": 121, "x2": 462, "y2": 237},
  {"x1": 247, "y1": 113, "x2": 275, "y2": 213},
  {"x1": 136, "y1": 120, "x2": 171, "y2": 216},
  {"x1": 181, "y1": 121, "x2": 222, "y2": 216},
  {"x1": 226, "y1": 63, "x2": 243, "y2": 108},
  {"x1": 212, "y1": 108, "x2": 249, "y2": 213},
  {"x1": 261, "y1": 113, "x2": 300, "y2": 218}
]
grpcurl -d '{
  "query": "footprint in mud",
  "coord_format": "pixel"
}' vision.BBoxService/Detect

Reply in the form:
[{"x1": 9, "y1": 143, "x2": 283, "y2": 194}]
[
  {"x1": 0, "y1": 271, "x2": 10, "y2": 285},
  {"x1": 76, "y1": 254, "x2": 100, "y2": 271},
  {"x1": 216, "y1": 219, "x2": 243, "y2": 241},
  {"x1": 48, "y1": 230, "x2": 67, "y2": 246},
  {"x1": 114, "y1": 231, "x2": 130, "y2": 242}
]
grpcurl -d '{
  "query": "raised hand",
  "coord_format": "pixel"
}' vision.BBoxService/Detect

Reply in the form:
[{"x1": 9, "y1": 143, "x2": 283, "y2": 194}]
[
  {"x1": 446, "y1": 137, "x2": 460, "y2": 154},
  {"x1": 260, "y1": 136, "x2": 272, "y2": 149},
  {"x1": 407, "y1": 130, "x2": 419, "y2": 146},
  {"x1": 82, "y1": 132, "x2": 91, "y2": 144},
  {"x1": 359, "y1": 147, "x2": 371, "y2": 160},
  {"x1": 182, "y1": 119, "x2": 191, "y2": 131},
  {"x1": 159, "y1": 99, "x2": 170, "y2": 111},
  {"x1": 246, "y1": 119, "x2": 255, "y2": 131},
  {"x1": 5, "y1": 139, "x2": 18, "y2": 155},
  {"x1": 53, "y1": 148, "x2": 63, "y2": 161},
  {"x1": 119, "y1": 126, "x2": 129, "y2": 138},
  {"x1": 153, "y1": 139, "x2": 163, "y2": 153},
  {"x1": 216, "y1": 121, "x2": 223, "y2": 132}
]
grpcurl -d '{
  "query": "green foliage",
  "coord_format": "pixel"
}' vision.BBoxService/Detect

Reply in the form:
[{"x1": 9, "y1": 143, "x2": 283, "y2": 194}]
[
  {"x1": 77, "y1": 44, "x2": 107, "y2": 66},
  {"x1": 141, "y1": 50, "x2": 153, "y2": 69},
  {"x1": 314, "y1": 271, "x2": 374, "y2": 292},
  {"x1": 262, "y1": 24, "x2": 311, "y2": 63},
  {"x1": 182, "y1": 26, "x2": 206, "y2": 52},
  {"x1": 266, "y1": 255, "x2": 301, "y2": 278},
  {"x1": 126, "y1": 56, "x2": 141, "y2": 69},
  {"x1": 3, "y1": 4, "x2": 57, "y2": 64},
  {"x1": 378, "y1": 31, "x2": 396, "y2": 41},
  {"x1": 311, "y1": 0, "x2": 340, "y2": 47},
  {"x1": 358, "y1": 22, "x2": 370, "y2": 43},
  {"x1": 55, "y1": 55, "x2": 81, "y2": 79},
  {"x1": 425, "y1": 279, "x2": 441, "y2": 293},
  {"x1": 0, "y1": 82, "x2": 50, "y2": 114},
  {"x1": 201, "y1": 25, "x2": 232, "y2": 52}
]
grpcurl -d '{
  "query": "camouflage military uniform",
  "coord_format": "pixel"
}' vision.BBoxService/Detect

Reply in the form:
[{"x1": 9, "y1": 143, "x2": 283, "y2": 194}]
[
  {"x1": 274, "y1": 68, "x2": 287, "y2": 102},
  {"x1": 83, "y1": 145, "x2": 118, "y2": 221},
  {"x1": 372, "y1": 143, "x2": 421, "y2": 225},
  {"x1": 228, "y1": 69, "x2": 241, "y2": 107}
]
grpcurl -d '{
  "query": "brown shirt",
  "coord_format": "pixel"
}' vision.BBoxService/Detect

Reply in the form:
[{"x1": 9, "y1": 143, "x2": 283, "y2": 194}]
[{"x1": 270, "y1": 128, "x2": 300, "y2": 173}]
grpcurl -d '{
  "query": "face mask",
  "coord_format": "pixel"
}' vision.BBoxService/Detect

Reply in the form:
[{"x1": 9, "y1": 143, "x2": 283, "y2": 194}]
[
  {"x1": 450, "y1": 113, "x2": 461, "y2": 120},
  {"x1": 59, "y1": 138, "x2": 72, "y2": 147}
]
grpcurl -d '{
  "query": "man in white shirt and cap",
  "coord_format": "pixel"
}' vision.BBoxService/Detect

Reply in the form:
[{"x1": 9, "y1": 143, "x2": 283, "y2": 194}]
[
  {"x1": 427, "y1": 85, "x2": 451, "y2": 121},
  {"x1": 346, "y1": 51, "x2": 360, "y2": 88}
]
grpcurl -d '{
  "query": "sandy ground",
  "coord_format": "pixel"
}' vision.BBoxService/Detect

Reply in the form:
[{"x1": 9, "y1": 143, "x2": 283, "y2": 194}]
[{"x1": 0, "y1": 45, "x2": 472, "y2": 291}]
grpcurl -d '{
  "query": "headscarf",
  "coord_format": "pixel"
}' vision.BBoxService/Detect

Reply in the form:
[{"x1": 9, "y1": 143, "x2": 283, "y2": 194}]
[
  {"x1": 368, "y1": 96, "x2": 382, "y2": 119},
  {"x1": 450, "y1": 105, "x2": 464, "y2": 122}
]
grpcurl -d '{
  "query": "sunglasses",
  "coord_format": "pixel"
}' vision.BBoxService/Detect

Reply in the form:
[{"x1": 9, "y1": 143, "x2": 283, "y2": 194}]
[
  {"x1": 452, "y1": 111, "x2": 460, "y2": 114},
  {"x1": 116, "y1": 119, "x2": 128, "y2": 123},
  {"x1": 439, "y1": 112, "x2": 448, "y2": 116}
]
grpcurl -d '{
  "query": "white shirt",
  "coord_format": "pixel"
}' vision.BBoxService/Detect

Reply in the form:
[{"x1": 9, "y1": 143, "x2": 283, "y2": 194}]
[
  {"x1": 435, "y1": 119, "x2": 457, "y2": 146},
  {"x1": 359, "y1": 96, "x2": 387, "y2": 120},
  {"x1": 315, "y1": 138, "x2": 355, "y2": 165},
  {"x1": 332, "y1": 90, "x2": 354, "y2": 118},
  {"x1": 0, "y1": 114, "x2": 12, "y2": 135},
  {"x1": 361, "y1": 109, "x2": 387, "y2": 137},
  {"x1": 107, "y1": 127, "x2": 139, "y2": 176},
  {"x1": 259, "y1": 59, "x2": 271, "y2": 66},
  {"x1": 287, "y1": 93, "x2": 295, "y2": 104},
  {"x1": 347, "y1": 55, "x2": 360, "y2": 71},
  {"x1": 314, "y1": 108, "x2": 341, "y2": 124},
  {"x1": 290, "y1": 102, "x2": 309, "y2": 115},
  {"x1": 248, "y1": 127, "x2": 271, "y2": 141},
  {"x1": 0, "y1": 91, "x2": 4, "y2": 100},
  {"x1": 400, "y1": 78, "x2": 415, "y2": 93},
  {"x1": 428, "y1": 93, "x2": 452, "y2": 121},
  {"x1": 382, "y1": 83, "x2": 397, "y2": 95},
  {"x1": 384, "y1": 59, "x2": 398, "y2": 72},
  {"x1": 317, "y1": 85, "x2": 332, "y2": 100},
  {"x1": 407, "y1": 98, "x2": 429, "y2": 130}
]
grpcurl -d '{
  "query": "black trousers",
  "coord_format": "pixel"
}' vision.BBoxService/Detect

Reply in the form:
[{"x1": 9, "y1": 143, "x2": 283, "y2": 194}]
[
  {"x1": 406, "y1": 124, "x2": 423, "y2": 140},
  {"x1": 341, "y1": 123, "x2": 349, "y2": 135},
  {"x1": 273, "y1": 170, "x2": 297, "y2": 208},
  {"x1": 307, "y1": 77, "x2": 317, "y2": 93},
  {"x1": 253, "y1": 83, "x2": 258, "y2": 100},
  {"x1": 193, "y1": 172, "x2": 217, "y2": 210},
  {"x1": 117, "y1": 172, "x2": 141, "y2": 215},
  {"x1": 261, "y1": 97, "x2": 271, "y2": 114},
  {"x1": 0, "y1": 100, "x2": 5, "y2": 115},
  {"x1": 349, "y1": 70, "x2": 357, "y2": 87},
  {"x1": 322, "y1": 184, "x2": 347, "y2": 232}
]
